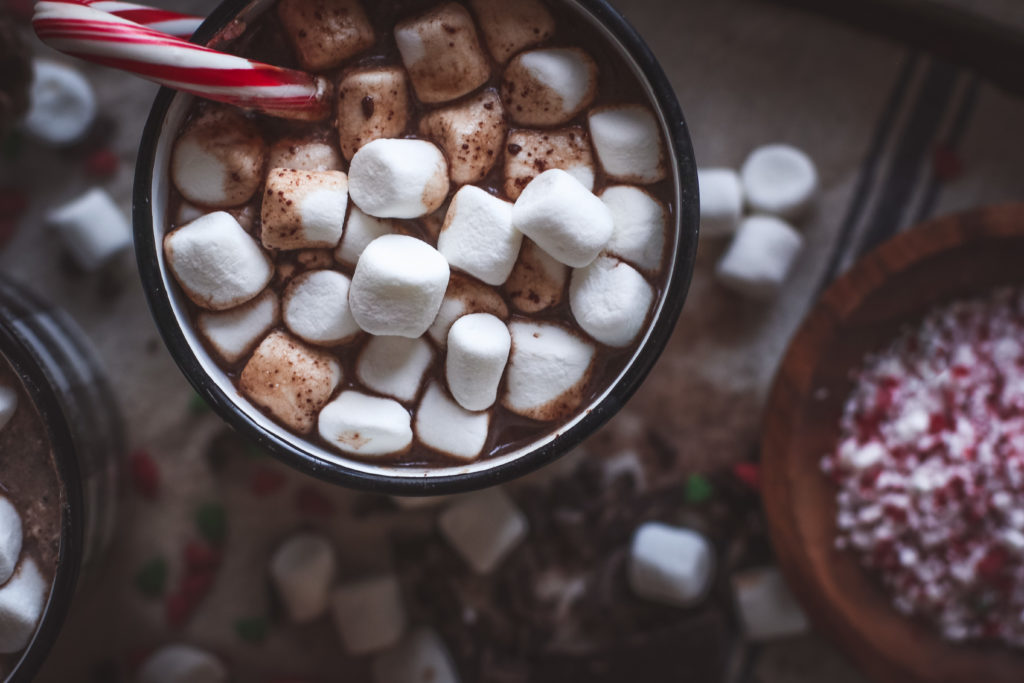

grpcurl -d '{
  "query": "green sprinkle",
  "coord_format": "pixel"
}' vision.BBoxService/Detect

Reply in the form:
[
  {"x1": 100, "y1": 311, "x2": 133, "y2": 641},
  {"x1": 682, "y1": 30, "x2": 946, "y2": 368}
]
[
  {"x1": 196, "y1": 502, "x2": 227, "y2": 545},
  {"x1": 134, "y1": 556, "x2": 168, "y2": 598},
  {"x1": 188, "y1": 392, "x2": 210, "y2": 415},
  {"x1": 683, "y1": 474, "x2": 714, "y2": 504},
  {"x1": 234, "y1": 616, "x2": 269, "y2": 644}
]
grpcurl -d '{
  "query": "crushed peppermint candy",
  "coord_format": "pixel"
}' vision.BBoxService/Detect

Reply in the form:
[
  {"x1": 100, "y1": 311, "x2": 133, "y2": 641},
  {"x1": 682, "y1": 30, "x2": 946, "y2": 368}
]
[{"x1": 823, "y1": 288, "x2": 1024, "y2": 647}]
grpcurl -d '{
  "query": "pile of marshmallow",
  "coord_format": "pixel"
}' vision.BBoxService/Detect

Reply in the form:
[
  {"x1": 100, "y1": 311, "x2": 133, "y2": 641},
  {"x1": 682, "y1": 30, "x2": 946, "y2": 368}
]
[
  {"x1": 700, "y1": 143, "x2": 818, "y2": 299},
  {"x1": 165, "y1": 0, "x2": 671, "y2": 462}
]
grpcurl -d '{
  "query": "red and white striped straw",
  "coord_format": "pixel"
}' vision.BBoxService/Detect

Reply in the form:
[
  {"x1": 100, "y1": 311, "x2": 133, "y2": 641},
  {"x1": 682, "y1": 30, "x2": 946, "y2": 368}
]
[
  {"x1": 33, "y1": 0, "x2": 332, "y2": 121},
  {"x1": 72, "y1": 0, "x2": 203, "y2": 39}
]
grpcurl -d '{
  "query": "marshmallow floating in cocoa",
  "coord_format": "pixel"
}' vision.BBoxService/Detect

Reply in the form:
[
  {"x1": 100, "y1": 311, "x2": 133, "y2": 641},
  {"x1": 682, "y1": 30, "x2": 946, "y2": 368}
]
[
  {"x1": 171, "y1": 107, "x2": 265, "y2": 208},
  {"x1": 439, "y1": 488, "x2": 527, "y2": 574},
  {"x1": 588, "y1": 104, "x2": 666, "y2": 184},
  {"x1": 716, "y1": 215, "x2": 803, "y2": 299},
  {"x1": 732, "y1": 566, "x2": 809, "y2": 641},
  {"x1": 277, "y1": 0, "x2": 374, "y2": 71},
  {"x1": 503, "y1": 239, "x2": 568, "y2": 314},
  {"x1": 601, "y1": 185, "x2": 667, "y2": 273},
  {"x1": 427, "y1": 274, "x2": 509, "y2": 347},
  {"x1": 0, "y1": 558, "x2": 46, "y2": 654},
  {"x1": 164, "y1": 212, "x2": 273, "y2": 311},
  {"x1": 697, "y1": 168, "x2": 744, "y2": 238},
  {"x1": 349, "y1": 235, "x2": 450, "y2": 338},
  {"x1": 0, "y1": 497, "x2": 22, "y2": 586},
  {"x1": 283, "y1": 270, "x2": 361, "y2": 346},
  {"x1": 270, "y1": 532, "x2": 336, "y2": 623},
  {"x1": 446, "y1": 313, "x2": 510, "y2": 412},
  {"x1": 136, "y1": 644, "x2": 227, "y2": 683},
  {"x1": 47, "y1": 188, "x2": 131, "y2": 272},
  {"x1": 197, "y1": 290, "x2": 279, "y2": 364},
  {"x1": 395, "y1": 3, "x2": 490, "y2": 104},
  {"x1": 419, "y1": 89, "x2": 506, "y2": 185},
  {"x1": 502, "y1": 48, "x2": 598, "y2": 127},
  {"x1": 357, "y1": 336, "x2": 434, "y2": 403},
  {"x1": 330, "y1": 575, "x2": 407, "y2": 656},
  {"x1": 570, "y1": 256, "x2": 654, "y2": 348},
  {"x1": 741, "y1": 144, "x2": 818, "y2": 220},
  {"x1": 438, "y1": 185, "x2": 521, "y2": 286},
  {"x1": 0, "y1": 386, "x2": 15, "y2": 433},
  {"x1": 628, "y1": 522, "x2": 714, "y2": 608},
  {"x1": 416, "y1": 382, "x2": 490, "y2": 461},
  {"x1": 318, "y1": 391, "x2": 413, "y2": 457},
  {"x1": 261, "y1": 168, "x2": 349, "y2": 250},
  {"x1": 373, "y1": 628, "x2": 461, "y2": 683},
  {"x1": 336, "y1": 66, "x2": 410, "y2": 161},
  {"x1": 468, "y1": 0, "x2": 554, "y2": 63},
  {"x1": 504, "y1": 127, "x2": 596, "y2": 200},
  {"x1": 268, "y1": 136, "x2": 344, "y2": 172},
  {"x1": 239, "y1": 331, "x2": 341, "y2": 433},
  {"x1": 502, "y1": 321, "x2": 595, "y2": 421},
  {"x1": 349, "y1": 139, "x2": 449, "y2": 219},
  {"x1": 335, "y1": 207, "x2": 399, "y2": 267},
  {"x1": 24, "y1": 60, "x2": 96, "y2": 146}
]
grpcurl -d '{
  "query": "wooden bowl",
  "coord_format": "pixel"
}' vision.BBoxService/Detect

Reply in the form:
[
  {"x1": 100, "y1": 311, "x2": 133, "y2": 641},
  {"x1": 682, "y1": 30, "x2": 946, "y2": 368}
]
[{"x1": 762, "y1": 204, "x2": 1024, "y2": 683}]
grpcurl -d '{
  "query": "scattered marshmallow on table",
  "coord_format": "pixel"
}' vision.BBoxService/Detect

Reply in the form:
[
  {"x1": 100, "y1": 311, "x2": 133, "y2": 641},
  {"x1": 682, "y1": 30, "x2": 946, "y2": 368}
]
[
  {"x1": 164, "y1": 212, "x2": 273, "y2": 311},
  {"x1": 628, "y1": 522, "x2": 714, "y2": 608},
  {"x1": 589, "y1": 104, "x2": 666, "y2": 184},
  {"x1": 0, "y1": 386, "x2": 15, "y2": 433},
  {"x1": 416, "y1": 382, "x2": 490, "y2": 461},
  {"x1": 349, "y1": 139, "x2": 449, "y2": 219},
  {"x1": 439, "y1": 488, "x2": 528, "y2": 574},
  {"x1": 715, "y1": 215, "x2": 803, "y2": 299},
  {"x1": 261, "y1": 168, "x2": 349, "y2": 250},
  {"x1": 283, "y1": 270, "x2": 361, "y2": 346},
  {"x1": 503, "y1": 321, "x2": 595, "y2": 421},
  {"x1": 372, "y1": 628, "x2": 461, "y2": 683},
  {"x1": 276, "y1": 0, "x2": 374, "y2": 71},
  {"x1": 512, "y1": 169, "x2": 613, "y2": 268},
  {"x1": 427, "y1": 274, "x2": 509, "y2": 347},
  {"x1": 357, "y1": 336, "x2": 434, "y2": 403},
  {"x1": 570, "y1": 256, "x2": 654, "y2": 348},
  {"x1": 197, "y1": 290, "x2": 279, "y2": 365},
  {"x1": 319, "y1": 391, "x2": 413, "y2": 457},
  {"x1": 740, "y1": 144, "x2": 818, "y2": 220},
  {"x1": 23, "y1": 60, "x2": 96, "y2": 146},
  {"x1": 46, "y1": 188, "x2": 131, "y2": 272},
  {"x1": 0, "y1": 497, "x2": 22, "y2": 586},
  {"x1": 268, "y1": 136, "x2": 343, "y2": 172},
  {"x1": 504, "y1": 127, "x2": 595, "y2": 200},
  {"x1": 503, "y1": 239, "x2": 568, "y2": 314},
  {"x1": 239, "y1": 331, "x2": 341, "y2": 433},
  {"x1": 395, "y1": 3, "x2": 491, "y2": 104},
  {"x1": 732, "y1": 566, "x2": 809, "y2": 641},
  {"x1": 697, "y1": 168, "x2": 744, "y2": 238},
  {"x1": 335, "y1": 208, "x2": 399, "y2": 267},
  {"x1": 330, "y1": 575, "x2": 407, "y2": 656},
  {"x1": 171, "y1": 107, "x2": 266, "y2": 208},
  {"x1": 349, "y1": 235, "x2": 450, "y2": 338},
  {"x1": 419, "y1": 89, "x2": 506, "y2": 185},
  {"x1": 600, "y1": 185, "x2": 668, "y2": 272},
  {"x1": 468, "y1": 0, "x2": 554, "y2": 63},
  {"x1": 269, "y1": 532, "x2": 336, "y2": 623},
  {"x1": 437, "y1": 186, "x2": 521, "y2": 286},
  {"x1": 0, "y1": 558, "x2": 46, "y2": 654},
  {"x1": 136, "y1": 643, "x2": 227, "y2": 683},
  {"x1": 446, "y1": 313, "x2": 510, "y2": 411},
  {"x1": 336, "y1": 66, "x2": 410, "y2": 161},
  {"x1": 502, "y1": 48, "x2": 598, "y2": 127}
]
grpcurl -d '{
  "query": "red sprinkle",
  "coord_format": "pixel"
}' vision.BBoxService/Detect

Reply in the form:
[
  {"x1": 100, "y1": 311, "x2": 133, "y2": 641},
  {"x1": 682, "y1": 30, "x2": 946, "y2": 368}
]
[
  {"x1": 184, "y1": 540, "x2": 222, "y2": 572},
  {"x1": 250, "y1": 467, "x2": 287, "y2": 497},
  {"x1": 295, "y1": 486, "x2": 334, "y2": 518},
  {"x1": 165, "y1": 592, "x2": 193, "y2": 629},
  {"x1": 129, "y1": 450, "x2": 160, "y2": 500},
  {"x1": 85, "y1": 148, "x2": 120, "y2": 177},
  {"x1": 732, "y1": 462, "x2": 761, "y2": 490}
]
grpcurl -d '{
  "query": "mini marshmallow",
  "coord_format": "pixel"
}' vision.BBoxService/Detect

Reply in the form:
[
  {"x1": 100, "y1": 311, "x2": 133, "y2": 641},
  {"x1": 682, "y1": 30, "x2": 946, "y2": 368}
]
[
  {"x1": 628, "y1": 522, "x2": 714, "y2": 608},
  {"x1": 503, "y1": 239, "x2": 568, "y2": 313},
  {"x1": 505, "y1": 127, "x2": 596, "y2": 200},
  {"x1": 197, "y1": 290, "x2": 279, "y2": 364},
  {"x1": 330, "y1": 575, "x2": 406, "y2": 656},
  {"x1": 357, "y1": 336, "x2": 434, "y2": 403},
  {"x1": 588, "y1": 105, "x2": 666, "y2": 184},
  {"x1": 24, "y1": 60, "x2": 96, "y2": 146},
  {"x1": 277, "y1": 0, "x2": 374, "y2": 71},
  {"x1": 600, "y1": 186, "x2": 667, "y2": 272},
  {"x1": 715, "y1": 215, "x2": 803, "y2": 299},
  {"x1": 419, "y1": 89, "x2": 506, "y2": 185},
  {"x1": 239, "y1": 331, "x2": 342, "y2": 433},
  {"x1": 229, "y1": 203, "x2": 256, "y2": 232},
  {"x1": 438, "y1": 186, "x2": 521, "y2": 286},
  {"x1": 468, "y1": 0, "x2": 554, "y2": 62},
  {"x1": 697, "y1": 168, "x2": 743, "y2": 238},
  {"x1": 270, "y1": 532, "x2": 336, "y2": 623},
  {"x1": 502, "y1": 48, "x2": 598, "y2": 127},
  {"x1": 446, "y1": 313, "x2": 510, "y2": 411},
  {"x1": 319, "y1": 391, "x2": 413, "y2": 457},
  {"x1": 261, "y1": 169, "x2": 349, "y2": 250},
  {"x1": 335, "y1": 207, "x2": 399, "y2": 266},
  {"x1": 373, "y1": 628, "x2": 461, "y2": 683},
  {"x1": 395, "y1": 3, "x2": 491, "y2": 104},
  {"x1": 427, "y1": 274, "x2": 509, "y2": 347},
  {"x1": 569, "y1": 256, "x2": 654, "y2": 348},
  {"x1": 0, "y1": 497, "x2": 22, "y2": 586},
  {"x1": 283, "y1": 270, "x2": 360, "y2": 346},
  {"x1": 171, "y1": 107, "x2": 266, "y2": 208},
  {"x1": 0, "y1": 558, "x2": 46, "y2": 654},
  {"x1": 0, "y1": 387, "x2": 15, "y2": 433},
  {"x1": 416, "y1": 382, "x2": 490, "y2": 461},
  {"x1": 137, "y1": 644, "x2": 227, "y2": 683},
  {"x1": 512, "y1": 169, "x2": 614, "y2": 268},
  {"x1": 164, "y1": 212, "x2": 273, "y2": 311},
  {"x1": 502, "y1": 321, "x2": 595, "y2": 421},
  {"x1": 268, "y1": 136, "x2": 343, "y2": 172},
  {"x1": 439, "y1": 488, "x2": 527, "y2": 574},
  {"x1": 349, "y1": 235, "x2": 450, "y2": 338},
  {"x1": 740, "y1": 144, "x2": 818, "y2": 219},
  {"x1": 349, "y1": 139, "x2": 449, "y2": 219},
  {"x1": 46, "y1": 188, "x2": 131, "y2": 272},
  {"x1": 336, "y1": 67, "x2": 410, "y2": 161},
  {"x1": 732, "y1": 567, "x2": 809, "y2": 641}
]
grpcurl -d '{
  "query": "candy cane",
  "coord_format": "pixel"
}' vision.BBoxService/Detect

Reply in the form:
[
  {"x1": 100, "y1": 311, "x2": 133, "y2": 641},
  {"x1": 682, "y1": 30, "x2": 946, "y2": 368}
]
[{"x1": 70, "y1": 0, "x2": 203, "y2": 39}]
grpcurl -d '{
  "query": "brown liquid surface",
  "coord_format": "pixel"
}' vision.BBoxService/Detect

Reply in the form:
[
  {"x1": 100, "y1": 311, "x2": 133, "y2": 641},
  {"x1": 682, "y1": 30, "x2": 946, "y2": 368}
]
[{"x1": 167, "y1": 0, "x2": 676, "y2": 468}]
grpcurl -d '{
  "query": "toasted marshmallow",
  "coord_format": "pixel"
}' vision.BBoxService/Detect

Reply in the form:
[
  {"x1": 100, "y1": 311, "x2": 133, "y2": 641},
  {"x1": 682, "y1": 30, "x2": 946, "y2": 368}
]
[
  {"x1": 0, "y1": 387, "x2": 15, "y2": 433},
  {"x1": 277, "y1": 0, "x2": 374, "y2": 70},
  {"x1": 137, "y1": 644, "x2": 227, "y2": 683},
  {"x1": 629, "y1": 522, "x2": 714, "y2": 608},
  {"x1": 268, "y1": 136, "x2": 343, "y2": 172},
  {"x1": 46, "y1": 188, "x2": 131, "y2": 272},
  {"x1": 0, "y1": 558, "x2": 46, "y2": 654},
  {"x1": 0, "y1": 497, "x2": 22, "y2": 586},
  {"x1": 438, "y1": 186, "x2": 521, "y2": 286},
  {"x1": 419, "y1": 89, "x2": 506, "y2": 185},
  {"x1": 502, "y1": 48, "x2": 597, "y2": 127},
  {"x1": 589, "y1": 105, "x2": 666, "y2": 184},
  {"x1": 357, "y1": 336, "x2": 434, "y2": 403},
  {"x1": 239, "y1": 331, "x2": 342, "y2": 433},
  {"x1": 197, "y1": 290, "x2": 279, "y2": 364},
  {"x1": 446, "y1": 313, "x2": 510, "y2": 411},
  {"x1": 336, "y1": 67, "x2": 411, "y2": 161},
  {"x1": 282, "y1": 270, "x2": 360, "y2": 346},
  {"x1": 416, "y1": 382, "x2": 490, "y2": 461},
  {"x1": 335, "y1": 207, "x2": 399, "y2": 267},
  {"x1": 697, "y1": 168, "x2": 743, "y2": 237},
  {"x1": 740, "y1": 144, "x2": 818, "y2": 220},
  {"x1": 468, "y1": 0, "x2": 554, "y2": 63},
  {"x1": 600, "y1": 186, "x2": 668, "y2": 273},
  {"x1": 171, "y1": 107, "x2": 265, "y2": 208},
  {"x1": 503, "y1": 239, "x2": 568, "y2": 313},
  {"x1": 349, "y1": 139, "x2": 449, "y2": 219},
  {"x1": 439, "y1": 488, "x2": 527, "y2": 574},
  {"x1": 270, "y1": 532, "x2": 336, "y2": 623},
  {"x1": 350, "y1": 235, "x2": 450, "y2": 338},
  {"x1": 570, "y1": 256, "x2": 654, "y2": 347},
  {"x1": 715, "y1": 215, "x2": 803, "y2": 299},
  {"x1": 261, "y1": 169, "x2": 349, "y2": 250},
  {"x1": 504, "y1": 127, "x2": 595, "y2": 200},
  {"x1": 732, "y1": 567, "x2": 809, "y2": 641},
  {"x1": 373, "y1": 628, "x2": 461, "y2": 683},
  {"x1": 330, "y1": 575, "x2": 407, "y2": 655},
  {"x1": 319, "y1": 391, "x2": 413, "y2": 457},
  {"x1": 512, "y1": 169, "x2": 613, "y2": 268},
  {"x1": 502, "y1": 321, "x2": 595, "y2": 421},
  {"x1": 427, "y1": 274, "x2": 508, "y2": 347},
  {"x1": 164, "y1": 212, "x2": 273, "y2": 311},
  {"x1": 24, "y1": 60, "x2": 96, "y2": 146},
  {"x1": 395, "y1": 3, "x2": 490, "y2": 104}
]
